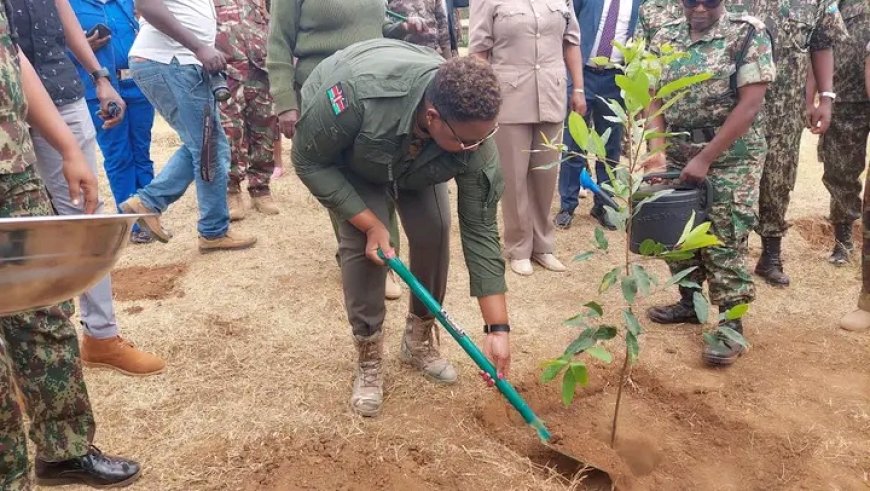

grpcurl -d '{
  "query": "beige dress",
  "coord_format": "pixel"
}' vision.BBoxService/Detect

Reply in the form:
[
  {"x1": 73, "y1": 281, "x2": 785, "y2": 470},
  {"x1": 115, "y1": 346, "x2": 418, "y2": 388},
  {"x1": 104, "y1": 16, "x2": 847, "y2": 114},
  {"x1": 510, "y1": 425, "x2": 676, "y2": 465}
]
[{"x1": 469, "y1": 0, "x2": 580, "y2": 261}]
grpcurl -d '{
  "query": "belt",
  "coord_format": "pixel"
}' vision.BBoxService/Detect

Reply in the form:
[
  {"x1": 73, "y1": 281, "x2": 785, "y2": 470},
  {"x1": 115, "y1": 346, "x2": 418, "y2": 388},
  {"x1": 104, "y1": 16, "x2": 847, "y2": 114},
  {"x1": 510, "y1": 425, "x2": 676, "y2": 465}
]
[
  {"x1": 117, "y1": 69, "x2": 134, "y2": 81},
  {"x1": 672, "y1": 126, "x2": 718, "y2": 144},
  {"x1": 584, "y1": 65, "x2": 620, "y2": 74}
]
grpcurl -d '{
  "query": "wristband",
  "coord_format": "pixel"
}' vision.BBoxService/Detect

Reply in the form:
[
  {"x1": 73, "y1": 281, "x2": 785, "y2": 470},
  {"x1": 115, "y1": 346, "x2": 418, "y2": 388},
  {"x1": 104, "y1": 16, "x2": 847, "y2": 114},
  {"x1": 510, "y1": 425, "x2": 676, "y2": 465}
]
[
  {"x1": 820, "y1": 91, "x2": 837, "y2": 101},
  {"x1": 484, "y1": 323, "x2": 510, "y2": 334},
  {"x1": 574, "y1": 88, "x2": 585, "y2": 93},
  {"x1": 90, "y1": 67, "x2": 110, "y2": 82}
]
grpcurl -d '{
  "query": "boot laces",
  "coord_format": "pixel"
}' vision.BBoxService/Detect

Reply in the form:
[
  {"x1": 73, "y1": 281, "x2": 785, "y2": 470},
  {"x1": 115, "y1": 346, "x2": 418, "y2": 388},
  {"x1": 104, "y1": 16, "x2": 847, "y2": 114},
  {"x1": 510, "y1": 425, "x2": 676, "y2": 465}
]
[
  {"x1": 359, "y1": 341, "x2": 381, "y2": 387},
  {"x1": 412, "y1": 323, "x2": 442, "y2": 363}
]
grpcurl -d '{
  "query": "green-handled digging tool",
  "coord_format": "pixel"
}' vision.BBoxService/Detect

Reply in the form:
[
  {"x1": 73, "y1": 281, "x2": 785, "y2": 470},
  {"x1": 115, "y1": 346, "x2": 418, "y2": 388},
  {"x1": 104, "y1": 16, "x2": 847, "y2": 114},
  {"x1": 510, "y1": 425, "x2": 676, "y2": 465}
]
[{"x1": 379, "y1": 251, "x2": 610, "y2": 480}]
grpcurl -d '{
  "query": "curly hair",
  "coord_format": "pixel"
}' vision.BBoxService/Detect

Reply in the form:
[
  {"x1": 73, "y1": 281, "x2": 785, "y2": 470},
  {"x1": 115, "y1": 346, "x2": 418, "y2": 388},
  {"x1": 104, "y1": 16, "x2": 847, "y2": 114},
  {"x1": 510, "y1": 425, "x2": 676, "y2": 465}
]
[{"x1": 425, "y1": 56, "x2": 501, "y2": 122}]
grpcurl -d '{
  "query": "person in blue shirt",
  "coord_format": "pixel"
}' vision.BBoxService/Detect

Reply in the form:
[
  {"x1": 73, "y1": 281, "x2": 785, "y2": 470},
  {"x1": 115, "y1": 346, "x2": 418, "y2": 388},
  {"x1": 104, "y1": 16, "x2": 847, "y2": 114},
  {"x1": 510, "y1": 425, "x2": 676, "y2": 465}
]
[{"x1": 69, "y1": 0, "x2": 156, "y2": 243}]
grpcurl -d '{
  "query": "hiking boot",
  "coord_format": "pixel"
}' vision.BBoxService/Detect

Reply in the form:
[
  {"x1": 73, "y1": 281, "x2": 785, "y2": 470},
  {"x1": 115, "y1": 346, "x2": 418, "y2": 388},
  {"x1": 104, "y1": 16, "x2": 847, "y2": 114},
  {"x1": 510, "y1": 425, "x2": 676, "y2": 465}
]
[
  {"x1": 553, "y1": 210, "x2": 574, "y2": 230},
  {"x1": 351, "y1": 331, "x2": 383, "y2": 417},
  {"x1": 228, "y1": 192, "x2": 246, "y2": 221},
  {"x1": 702, "y1": 318, "x2": 746, "y2": 367},
  {"x1": 590, "y1": 205, "x2": 617, "y2": 231},
  {"x1": 81, "y1": 335, "x2": 166, "y2": 377},
  {"x1": 198, "y1": 228, "x2": 257, "y2": 253},
  {"x1": 251, "y1": 195, "x2": 280, "y2": 215},
  {"x1": 755, "y1": 236, "x2": 790, "y2": 286},
  {"x1": 400, "y1": 314, "x2": 457, "y2": 384},
  {"x1": 385, "y1": 270, "x2": 402, "y2": 300},
  {"x1": 829, "y1": 223, "x2": 854, "y2": 266},
  {"x1": 647, "y1": 287, "x2": 701, "y2": 324},
  {"x1": 35, "y1": 445, "x2": 140, "y2": 488},
  {"x1": 119, "y1": 196, "x2": 171, "y2": 243}
]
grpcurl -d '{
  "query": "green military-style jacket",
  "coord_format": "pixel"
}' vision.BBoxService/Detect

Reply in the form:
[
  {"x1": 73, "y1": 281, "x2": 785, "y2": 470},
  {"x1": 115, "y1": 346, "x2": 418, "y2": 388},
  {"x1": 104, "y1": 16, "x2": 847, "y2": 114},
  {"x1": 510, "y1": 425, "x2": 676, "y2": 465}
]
[{"x1": 292, "y1": 39, "x2": 506, "y2": 297}]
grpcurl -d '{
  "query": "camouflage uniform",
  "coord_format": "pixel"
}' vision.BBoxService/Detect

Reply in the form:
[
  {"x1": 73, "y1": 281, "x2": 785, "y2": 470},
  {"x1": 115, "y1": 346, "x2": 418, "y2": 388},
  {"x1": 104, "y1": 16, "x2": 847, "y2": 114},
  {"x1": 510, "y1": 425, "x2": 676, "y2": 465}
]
[
  {"x1": 819, "y1": 0, "x2": 870, "y2": 227},
  {"x1": 387, "y1": 0, "x2": 453, "y2": 57},
  {"x1": 653, "y1": 14, "x2": 776, "y2": 306},
  {"x1": 0, "y1": 2, "x2": 95, "y2": 488},
  {"x1": 215, "y1": 0, "x2": 277, "y2": 197},
  {"x1": 634, "y1": 0, "x2": 683, "y2": 44}
]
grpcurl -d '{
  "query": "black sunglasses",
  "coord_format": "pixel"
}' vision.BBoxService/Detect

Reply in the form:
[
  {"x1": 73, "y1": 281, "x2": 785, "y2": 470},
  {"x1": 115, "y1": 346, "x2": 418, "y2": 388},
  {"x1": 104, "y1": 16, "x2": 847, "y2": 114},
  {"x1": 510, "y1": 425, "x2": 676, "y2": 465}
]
[{"x1": 682, "y1": 0, "x2": 723, "y2": 8}]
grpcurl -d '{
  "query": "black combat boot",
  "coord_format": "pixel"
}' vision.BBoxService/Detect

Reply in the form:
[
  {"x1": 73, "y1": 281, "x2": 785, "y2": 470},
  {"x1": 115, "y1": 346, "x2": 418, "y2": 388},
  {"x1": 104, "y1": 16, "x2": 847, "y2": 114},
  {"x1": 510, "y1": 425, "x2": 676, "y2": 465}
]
[
  {"x1": 647, "y1": 286, "x2": 701, "y2": 324},
  {"x1": 755, "y1": 236, "x2": 790, "y2": 287},
  {"x1": 829, "y1": 223, "x2": 854, "y2": 266},
  {"x1": 35, "y1": 446, "x2": 141, "y2": 487},
  {"x1": 702, "y1": 313, "x2": 747, "y2": 367}
]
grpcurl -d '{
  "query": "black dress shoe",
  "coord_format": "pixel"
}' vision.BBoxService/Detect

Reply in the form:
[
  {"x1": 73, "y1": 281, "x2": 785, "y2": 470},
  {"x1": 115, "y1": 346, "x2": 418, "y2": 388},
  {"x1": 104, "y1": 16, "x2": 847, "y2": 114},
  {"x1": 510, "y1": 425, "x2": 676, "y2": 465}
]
[
  {"x1": 590, "y1": 206, "x2": 617, "y2": 231},
  {"x1": 35, "y1": 446, "x2": 141, "y2": 488}
]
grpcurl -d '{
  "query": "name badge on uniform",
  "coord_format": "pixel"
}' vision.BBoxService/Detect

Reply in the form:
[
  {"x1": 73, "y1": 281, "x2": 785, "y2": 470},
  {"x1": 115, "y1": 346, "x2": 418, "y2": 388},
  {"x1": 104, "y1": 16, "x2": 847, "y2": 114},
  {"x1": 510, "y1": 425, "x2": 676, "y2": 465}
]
[{"x1": 327, "y1": 82, "x2": 348, "y2": 116}]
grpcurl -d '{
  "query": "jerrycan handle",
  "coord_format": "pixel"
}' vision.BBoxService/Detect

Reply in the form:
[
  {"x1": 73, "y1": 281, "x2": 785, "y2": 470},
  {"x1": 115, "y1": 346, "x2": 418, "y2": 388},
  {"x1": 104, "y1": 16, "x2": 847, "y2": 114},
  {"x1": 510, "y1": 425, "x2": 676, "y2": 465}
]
[{"x1": 641, "y1": 171, "x2": 713, "y2": 217}]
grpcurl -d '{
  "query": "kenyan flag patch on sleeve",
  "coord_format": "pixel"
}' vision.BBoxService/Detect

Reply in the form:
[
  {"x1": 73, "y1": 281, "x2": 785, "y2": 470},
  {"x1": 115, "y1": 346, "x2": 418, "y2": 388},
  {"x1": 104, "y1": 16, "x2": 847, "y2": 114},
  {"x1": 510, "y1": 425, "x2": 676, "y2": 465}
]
[{"x1": 327, "y1": 82, "x2": 348, "y2": 116}]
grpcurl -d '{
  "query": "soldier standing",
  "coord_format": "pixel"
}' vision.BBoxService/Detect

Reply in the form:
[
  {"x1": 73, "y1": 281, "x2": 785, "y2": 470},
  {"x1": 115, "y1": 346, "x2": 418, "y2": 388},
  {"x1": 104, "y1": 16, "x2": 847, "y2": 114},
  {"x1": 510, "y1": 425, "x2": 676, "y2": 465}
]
[
  {"x1": 813, "y1": 0, "x2": 869, "y2": 265},
  {"x1": 644, "y1": 0, "x2": 776, "y2": 367},
  {"x1": 839, "y1": 39, "x2": 870, "y2": 332},
  {"x1": 0, "y1": 0, "x2": 141, "y2": 486},
  {"x1": 215, "y1": 0, "x2": 279, "y2": 219}
]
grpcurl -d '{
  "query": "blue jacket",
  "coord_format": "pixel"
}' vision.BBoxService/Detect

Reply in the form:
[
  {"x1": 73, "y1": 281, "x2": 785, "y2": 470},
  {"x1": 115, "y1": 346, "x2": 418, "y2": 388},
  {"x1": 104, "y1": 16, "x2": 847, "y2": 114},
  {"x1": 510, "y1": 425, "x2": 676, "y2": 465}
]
[
  {"x1": 68, "y1": 0, "x2": 143, "y2": 101},
  {"x1": 574, "y1": 0, "x2": 641, "y2": 63}
]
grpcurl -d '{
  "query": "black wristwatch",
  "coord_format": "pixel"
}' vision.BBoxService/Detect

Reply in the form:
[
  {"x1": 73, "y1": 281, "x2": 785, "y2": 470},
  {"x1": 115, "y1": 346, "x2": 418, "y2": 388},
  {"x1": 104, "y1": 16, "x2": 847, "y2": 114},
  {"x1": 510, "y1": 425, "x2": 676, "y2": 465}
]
[
  {"x1": 90, "y1": 67, "x2": 110, "y2": 82},
  {"x1": 483, "y1": 323, "x2": 510, "y2": 334}
]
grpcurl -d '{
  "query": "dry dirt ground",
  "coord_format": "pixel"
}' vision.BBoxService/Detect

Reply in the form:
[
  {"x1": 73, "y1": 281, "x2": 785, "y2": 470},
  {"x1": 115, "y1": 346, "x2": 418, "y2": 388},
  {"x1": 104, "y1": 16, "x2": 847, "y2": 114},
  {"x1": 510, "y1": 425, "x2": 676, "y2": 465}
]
[{"x1": 43, "y1": 118, "x2": 869, "y2": 491}]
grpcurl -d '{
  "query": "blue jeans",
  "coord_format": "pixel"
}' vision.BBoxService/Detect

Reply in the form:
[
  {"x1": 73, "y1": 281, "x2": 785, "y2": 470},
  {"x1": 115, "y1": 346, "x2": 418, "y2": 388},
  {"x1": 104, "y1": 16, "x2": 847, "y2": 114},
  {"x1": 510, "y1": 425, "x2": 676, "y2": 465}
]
[
  {"x1": 87, "y1": 96, "x2": 155, "y2": 233},
  {"x1": 129, "y1": 58, "x2": 230, "y2": 238},
  {"x1": 558, "y1": 67, "x2": 625, "y2": 213}
]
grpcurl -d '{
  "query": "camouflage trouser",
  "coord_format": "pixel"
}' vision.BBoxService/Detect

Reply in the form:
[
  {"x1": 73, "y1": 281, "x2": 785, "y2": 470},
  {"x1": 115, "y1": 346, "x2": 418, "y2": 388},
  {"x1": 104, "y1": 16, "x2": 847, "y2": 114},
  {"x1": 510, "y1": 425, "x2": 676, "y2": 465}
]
[
  {"x1": 0, "y1": 166, "x2": 95, "y2": 490},
  {"x1": 667, "y1": 135, "x2": 765, "y2": 306},
  {"x1": 756, "y1": 50, "x2": 808, "y2": 238},
  {"x1": 819, "y1": 101, "x2": 870, "y2": 225},
  {"x1": 221, "y1": 74, "x2": 278, "y2": 197},
  {"x1": 861, "y1": 152, "x2": 870, "y2": 306}
]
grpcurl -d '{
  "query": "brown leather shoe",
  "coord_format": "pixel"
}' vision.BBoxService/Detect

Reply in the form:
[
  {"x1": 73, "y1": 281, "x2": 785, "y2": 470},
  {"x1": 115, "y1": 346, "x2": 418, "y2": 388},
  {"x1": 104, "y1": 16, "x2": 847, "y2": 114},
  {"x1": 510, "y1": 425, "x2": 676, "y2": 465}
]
[
  {"x1": 81, "y1": 336, "x2": 165, "y2": 377},
  {"x1": 251, "y1": 195, "x2": 279, "y2": 215},
  {"x1": 228, "y1": 192, "x2": 246, "y2": 221},
  {"x1": 119, "y1": 197, "x2": 171, "y2": 243},
  {"x1": 198, "y1": 228, "x2": 257, "y2": 253}
]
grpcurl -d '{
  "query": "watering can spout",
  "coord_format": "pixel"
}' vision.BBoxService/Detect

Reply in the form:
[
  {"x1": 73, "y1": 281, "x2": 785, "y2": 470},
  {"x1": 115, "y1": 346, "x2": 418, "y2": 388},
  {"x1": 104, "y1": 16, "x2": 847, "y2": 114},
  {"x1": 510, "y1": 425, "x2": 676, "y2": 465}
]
[{"x1": 579, "y1": 168, "x2": 619, "y2": 210}]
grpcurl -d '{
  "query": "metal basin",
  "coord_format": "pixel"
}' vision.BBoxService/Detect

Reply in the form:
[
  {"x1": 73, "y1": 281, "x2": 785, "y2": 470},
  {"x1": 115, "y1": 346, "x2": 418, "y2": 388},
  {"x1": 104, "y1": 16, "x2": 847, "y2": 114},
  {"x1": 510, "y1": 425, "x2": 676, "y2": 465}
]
[{"x1": 0, "y1": 214, "x2": 146, "y2": 316}]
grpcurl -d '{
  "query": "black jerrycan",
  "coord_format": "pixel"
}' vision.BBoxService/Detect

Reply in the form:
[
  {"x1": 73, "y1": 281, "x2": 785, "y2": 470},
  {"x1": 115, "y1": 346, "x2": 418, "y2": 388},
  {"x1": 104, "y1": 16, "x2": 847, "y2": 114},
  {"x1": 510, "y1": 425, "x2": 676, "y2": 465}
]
[{"x1": 629, "y1": 171, "x2": 712, "y2": 253}]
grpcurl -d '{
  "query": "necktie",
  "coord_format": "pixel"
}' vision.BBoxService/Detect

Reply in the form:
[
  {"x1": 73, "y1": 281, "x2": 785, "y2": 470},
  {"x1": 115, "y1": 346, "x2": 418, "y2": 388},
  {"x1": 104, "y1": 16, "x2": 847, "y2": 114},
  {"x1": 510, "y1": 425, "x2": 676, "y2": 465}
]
[{"x1": 596, "y1": 0, "x2": 621, "y2": 59}]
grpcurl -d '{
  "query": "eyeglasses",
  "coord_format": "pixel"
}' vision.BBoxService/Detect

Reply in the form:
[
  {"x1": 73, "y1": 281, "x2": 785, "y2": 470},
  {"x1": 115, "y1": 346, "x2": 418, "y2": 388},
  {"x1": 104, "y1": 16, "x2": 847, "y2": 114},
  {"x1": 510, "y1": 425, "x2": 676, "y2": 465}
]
[
  {"x1": 441, "y1": 118, "x2": 499, "y2": 151},
  {"x1": 681, "y1": 0, "x2": 723, "y2": 8}
]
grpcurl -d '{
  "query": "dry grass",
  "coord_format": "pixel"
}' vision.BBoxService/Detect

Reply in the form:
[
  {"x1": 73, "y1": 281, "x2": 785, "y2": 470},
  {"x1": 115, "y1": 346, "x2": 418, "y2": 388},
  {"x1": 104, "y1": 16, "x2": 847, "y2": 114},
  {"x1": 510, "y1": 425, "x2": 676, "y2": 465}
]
[{"x1": 32, "y1": 118, "x2": 870, "y2": 490}]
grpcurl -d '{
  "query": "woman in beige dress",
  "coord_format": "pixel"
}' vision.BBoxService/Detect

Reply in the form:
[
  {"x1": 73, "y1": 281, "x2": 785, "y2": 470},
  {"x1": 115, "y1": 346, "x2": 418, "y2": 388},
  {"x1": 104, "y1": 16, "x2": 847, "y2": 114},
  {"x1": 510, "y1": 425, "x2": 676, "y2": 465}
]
[{"x1": 469, "y1": 0, "x2": 586, "y2": 276}]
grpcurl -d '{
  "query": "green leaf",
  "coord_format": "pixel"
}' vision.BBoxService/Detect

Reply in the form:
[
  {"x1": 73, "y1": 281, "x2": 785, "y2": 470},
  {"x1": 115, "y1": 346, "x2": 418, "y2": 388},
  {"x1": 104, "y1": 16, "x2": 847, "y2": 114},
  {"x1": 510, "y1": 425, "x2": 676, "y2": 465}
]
[
  {"x1": 655, "y1": 72, "x2": 713, "y2": 99},
  {"x1": 718, "y1": 326, "x2": 749, "y2": 348},
  {"x1": 724, "y1": 303, "x2": 749, "y2": 321},
  {"x1": 622, "y1": 308, "x2": 643, "y2": 336},
  {"x1": 693, "y1": 291, "x2": 709, "y2": 324},
  {"x1": 541, "y1": 358, "x2": 568, "y2": 383},
  {"x1": 600, "y1": 267, "x2": 620, "y2": 293},
  {"x1": 665, "y1": 266, "x2": 698, "y2": 287},
  {"x1": 567, "y1": 112, "x2": 590, "y2": 150},
  {"x1": 589, "y1": 129, "x2": 608, "y2": 159},
  {"x1": 615, "y1": 71, "x2": 651, "y2": 113},
  {"x1": 586, "y1": 346, "x2": 613, "y2": 364},
  {"x1": 702, "y1": 331, "x2": 719, "y2": 347},
  {"x1": 574, "y1": 251, "x2": 595, "y2": 262},
  {"x1": 633, "y1": 188, "x2": 675, "y2": 214},
  {"x1": 562, "y1": 369, "x2": 578, "y2": 406},
  {"x1": 639, "y1": 239, "x2": 665, "y2": 256},
  {"x1": 589, "y1": 56, "x2": 611, "y2": 67},
  {"x1": 569, "y1": 362, "x2": 589, "y2": 386},
  {"x1": 563, "y1": 312, "x2": 588, "y2": 327},
  {"x1": 621, "y1": 276, "x2": 638, "y2": 304},
  {"x1": 678, "y1": 280, "x2": 702, "y2": 289},
  {"x1": 595, "y1": 325, "x2": 618, "y2": 340},
  {"x1": 584, "y1": 301, "x2": 604, "y2": 317},
  {"x1": 595, "y1": 227, "x2": 609, "y2": 251},
  {"x1": 631, "y1": 264, "x2": 652, "y2": 296},
  {"x1": 626, "y1": 332, "x2": 640, "y2": 363},
  {"x1": 599, "y1": 96, "x2": 628, "y2": 123},
  {"x1": 659, "y1": 250, "x2": 696, "y2": 261},
  {"x1": 649, "y1": 90, "x2": 689, "y2": 121},
  {"x1": 676, "y1": 211, "x2": 697, "y2": 245},
  {"x1": 564, "y1": 328, "x2": 596, "y2": 356},
  {"x1": 604, "y1": 206, "x2": 628, "y2": 232}
]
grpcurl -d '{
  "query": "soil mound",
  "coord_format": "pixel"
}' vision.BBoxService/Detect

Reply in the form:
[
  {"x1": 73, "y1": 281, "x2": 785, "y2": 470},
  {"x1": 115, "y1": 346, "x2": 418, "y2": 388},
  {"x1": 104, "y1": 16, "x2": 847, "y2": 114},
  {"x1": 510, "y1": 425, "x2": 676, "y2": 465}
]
[
  {"x1": 792, "y1": 216, "x2": 861, "y2": 250},
  {"x1": 112, "y1": 263, "x2": 188, "y2": 301}
]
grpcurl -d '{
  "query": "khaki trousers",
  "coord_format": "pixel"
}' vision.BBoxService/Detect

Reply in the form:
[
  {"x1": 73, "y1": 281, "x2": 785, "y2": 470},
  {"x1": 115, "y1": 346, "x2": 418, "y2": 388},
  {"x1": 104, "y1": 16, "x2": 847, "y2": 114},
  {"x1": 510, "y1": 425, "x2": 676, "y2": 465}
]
[
  {"x1": 495, "y1": 122, "x2": 562, "y2": 260},
  {"x1": 338, "y1": 179, "x2": 451, "y2": 338}
]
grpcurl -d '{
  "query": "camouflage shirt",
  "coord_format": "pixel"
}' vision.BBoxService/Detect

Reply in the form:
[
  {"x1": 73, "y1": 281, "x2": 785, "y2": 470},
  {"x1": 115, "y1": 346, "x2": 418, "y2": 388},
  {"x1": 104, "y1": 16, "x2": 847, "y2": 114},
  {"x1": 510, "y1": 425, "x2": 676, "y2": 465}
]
[
  {"x1": 387, "y1": 0, "x2": 452, "y2": 56},
  {"x1": 833, "y1": 0, "x2": 870, "y2": 102},
  {"x1": 635, "y1": 0, "x2": 683, "y2": 44},
  {"x1": 653, "y1": 13, "x2": 776, "y2": 131},
  {"x1": 0, "y1": 0, "x2": 35, "y2": 175},
  {"x1": 214, "y1": 0, "x2": 269, "y2": 81}
]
